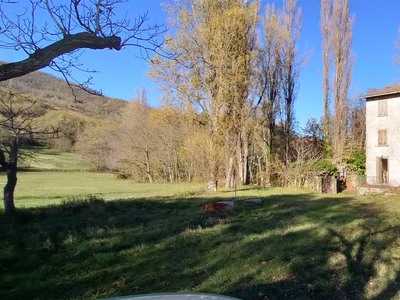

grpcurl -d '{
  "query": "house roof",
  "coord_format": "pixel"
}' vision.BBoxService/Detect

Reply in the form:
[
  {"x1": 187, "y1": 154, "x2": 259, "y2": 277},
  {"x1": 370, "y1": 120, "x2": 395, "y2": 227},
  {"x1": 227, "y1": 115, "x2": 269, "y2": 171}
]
[{"x1": 363, "y1": 84, "x2": 400, "y2": 99}]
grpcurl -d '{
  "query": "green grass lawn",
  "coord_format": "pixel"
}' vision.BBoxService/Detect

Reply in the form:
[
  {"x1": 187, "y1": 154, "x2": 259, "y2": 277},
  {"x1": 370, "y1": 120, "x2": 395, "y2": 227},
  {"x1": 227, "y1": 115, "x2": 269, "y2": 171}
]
[
  {"x1": 1, "y1": 183, "x2": 400, "y2": 300},
  {"x1": 0, "y1": 148, "x2": 205, "y2": 207},
  {"x1": 1, "y1": 149, "x2": 400, "y2": 299},
  {"x1": 21, "y1": 148, "x2": 92, "y2": 171},
  {"x1": 1, "y1": 171, "x2": 205, "y2": 207}
]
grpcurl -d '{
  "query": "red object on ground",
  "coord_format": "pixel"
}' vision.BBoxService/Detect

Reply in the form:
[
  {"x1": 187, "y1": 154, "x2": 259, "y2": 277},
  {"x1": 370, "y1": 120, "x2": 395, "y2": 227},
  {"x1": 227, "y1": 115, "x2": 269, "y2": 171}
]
[{"x1": 203, "y1": 203, "x2": 231, "y2": 211}]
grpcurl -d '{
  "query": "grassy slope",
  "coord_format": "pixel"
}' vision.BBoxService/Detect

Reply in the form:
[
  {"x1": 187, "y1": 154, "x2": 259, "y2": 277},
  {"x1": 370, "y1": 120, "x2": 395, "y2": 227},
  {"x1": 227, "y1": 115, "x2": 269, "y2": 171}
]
[
  {"x1": 25, "y1": 148, "x2": 91, "y2": 171},
  {"x1": 1, "y1": 150, "x2": 400, "y2": 299}
]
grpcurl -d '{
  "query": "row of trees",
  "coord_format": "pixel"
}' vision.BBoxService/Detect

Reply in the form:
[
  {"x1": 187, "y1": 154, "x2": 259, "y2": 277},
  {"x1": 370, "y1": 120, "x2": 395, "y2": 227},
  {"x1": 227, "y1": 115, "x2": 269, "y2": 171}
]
[
  {"x1": 0, "y1": 0, "x2": 367, "y2": 213},
  {"x1": 144, "y1": 0, "x2": 364, "y2": 190},
  {"x1": 66, "y1": 88, "x2": 363, "y2": 187},
  {"x1": 149, "y1": 0, "x2": 304, "y2": 190},
  {"x1": 41, "y1": 0, "x2": 364, "y2": 189}
]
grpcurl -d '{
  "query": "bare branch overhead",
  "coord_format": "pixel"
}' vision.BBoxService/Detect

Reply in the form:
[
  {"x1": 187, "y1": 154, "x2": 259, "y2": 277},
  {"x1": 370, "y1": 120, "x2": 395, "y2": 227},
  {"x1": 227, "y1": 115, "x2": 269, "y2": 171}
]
[
  {"x1": 0, "y1": 0, "x2": 166, "y2": 84},
  {"x1": 0, "y1": 32, "x2": 121, "y2": 81}
]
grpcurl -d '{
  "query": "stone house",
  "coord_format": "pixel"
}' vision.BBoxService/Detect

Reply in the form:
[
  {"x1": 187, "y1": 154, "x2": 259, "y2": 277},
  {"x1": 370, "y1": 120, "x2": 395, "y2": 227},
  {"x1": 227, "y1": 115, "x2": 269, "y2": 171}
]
[{"x1": 364, "y1": 84, "x2": 400, "y2": 186}]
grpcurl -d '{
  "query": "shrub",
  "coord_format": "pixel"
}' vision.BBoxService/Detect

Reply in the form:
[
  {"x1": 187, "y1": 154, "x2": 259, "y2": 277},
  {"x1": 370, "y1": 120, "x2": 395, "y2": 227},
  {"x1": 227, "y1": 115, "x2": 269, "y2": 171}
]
[
  {"x1": 314, "y1": 159, "x2": 338, "y2": 177},
  {"x1": 345, "y1": 150, "x2": 366, "y2": 175}
]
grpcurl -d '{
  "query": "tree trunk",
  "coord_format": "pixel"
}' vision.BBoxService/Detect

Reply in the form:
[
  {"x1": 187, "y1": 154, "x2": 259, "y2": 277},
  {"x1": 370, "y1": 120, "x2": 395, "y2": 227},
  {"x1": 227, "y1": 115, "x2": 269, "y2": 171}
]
[
  {"x1": 186, "y1": 162, "x2": 192, "y2": 182},
  {"x1": 256, "y1": 155, "x2": 263, "y2": 186},
  {"x1": 174, "y1": 152, "x2": 179, "y2": 183},
  {"x1": 264, "y1": 148, "x2": 271, "y2": 187},
  {"x1": 144, "y1": 149, "x2": 153, "y2": 183},
  {"x1": 264, "y1": 126, "x2": 273, "y2": 187},
  {"x1": 208, "y1": 177, "x2": 218, "y2": 192},
  {"x1": 242, "y1": 133, "x2": 250, "y2": 185},
  {"x1": 4, "y1": 163, "x2": 17, "y2": 214},
  {"x1": 0, "y1": 142, "x2": 18, "y2": 214},
  {"x1": 237, "y1": 135, "x2": 244, "y2": 185},
  {"x1": 225, "y1": 156, "x2": 234, "y2": 188},
  {"x1": 237, "y1": 141, "x2": 250, "y2": 185},
  {"x1": 208, "y1": 151, "x2": 218, "y2": 191},
  {"x1": 208, "y1": 116, "x2": 220, "y2": 192}
]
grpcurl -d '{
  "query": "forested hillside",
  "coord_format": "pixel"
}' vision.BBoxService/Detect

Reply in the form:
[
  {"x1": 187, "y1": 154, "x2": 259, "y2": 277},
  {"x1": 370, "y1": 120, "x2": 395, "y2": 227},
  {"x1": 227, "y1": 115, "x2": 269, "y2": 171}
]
[
  {"x1": 0, "y1": 62, "x2": 127, "y2": 119},
  {"x1": 0, "y1": 62, "x2": 129, "y2": 153}
]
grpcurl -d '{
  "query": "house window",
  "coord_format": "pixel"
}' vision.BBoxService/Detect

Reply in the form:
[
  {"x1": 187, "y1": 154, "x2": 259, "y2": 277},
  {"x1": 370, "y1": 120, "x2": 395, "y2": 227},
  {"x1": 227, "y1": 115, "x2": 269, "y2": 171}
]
[
  {"x1": 378, "y1": 129, "x2": 387, "y2": 146},
  {"x1": 378, "y1": 99, "x2": 388, "y2": 116}
]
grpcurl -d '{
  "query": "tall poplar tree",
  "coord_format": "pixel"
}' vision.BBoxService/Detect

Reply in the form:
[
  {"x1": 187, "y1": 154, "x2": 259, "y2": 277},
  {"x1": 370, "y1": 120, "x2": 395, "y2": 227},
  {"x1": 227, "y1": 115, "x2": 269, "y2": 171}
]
[
  {"x1": 254, "y1": 3, "x2": 284, "y2": 186},
  {"x1": 150, "y1": 0, "x2": 258, "y2": 191},
  {"x1": 320, "y1": 0, "x2": 354, "y2": 163},
  {"x1": 320, "y1": 0, "x2": 332, "y2": 155},
  {"x1": 280, "y1": 0, "x2": 302, "y2": 166}
]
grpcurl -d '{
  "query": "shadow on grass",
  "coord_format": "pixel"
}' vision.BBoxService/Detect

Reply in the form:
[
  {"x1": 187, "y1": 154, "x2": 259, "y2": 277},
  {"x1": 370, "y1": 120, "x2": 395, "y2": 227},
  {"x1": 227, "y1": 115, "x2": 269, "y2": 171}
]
[{"x1": 1, "y1": 192, "x2": 400, "y2": 300}]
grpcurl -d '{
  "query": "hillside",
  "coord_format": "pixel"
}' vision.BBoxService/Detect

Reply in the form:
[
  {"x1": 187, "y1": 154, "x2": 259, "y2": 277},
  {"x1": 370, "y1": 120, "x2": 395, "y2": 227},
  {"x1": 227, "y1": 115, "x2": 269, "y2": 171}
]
[{"x1": 0, "y1": 62, "x2": 127, "y2": 119}]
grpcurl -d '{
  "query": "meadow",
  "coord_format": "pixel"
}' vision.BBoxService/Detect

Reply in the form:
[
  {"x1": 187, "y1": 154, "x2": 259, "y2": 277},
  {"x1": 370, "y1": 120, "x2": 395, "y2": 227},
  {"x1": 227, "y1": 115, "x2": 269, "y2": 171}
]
[{"x1": 1, "y1": 150, "x2": 400, "y2": 300}]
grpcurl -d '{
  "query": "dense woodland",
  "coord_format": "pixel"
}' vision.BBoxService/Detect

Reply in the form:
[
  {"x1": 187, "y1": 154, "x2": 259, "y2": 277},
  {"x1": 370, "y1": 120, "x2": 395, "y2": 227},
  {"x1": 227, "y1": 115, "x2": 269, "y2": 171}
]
[{"x1": 0, "y1": 0, "x2": 367, "y2": 191}]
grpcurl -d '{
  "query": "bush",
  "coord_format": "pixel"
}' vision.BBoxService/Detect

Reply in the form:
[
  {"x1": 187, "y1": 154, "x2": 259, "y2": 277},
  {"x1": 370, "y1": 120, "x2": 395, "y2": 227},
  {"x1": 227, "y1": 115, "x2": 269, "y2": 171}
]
[
  {"x1": 314, "y1": 159, "x2": 338, "y2": 177},
  {"x1": 345, "y1": 150, "x2": 366, "y2": 175}
]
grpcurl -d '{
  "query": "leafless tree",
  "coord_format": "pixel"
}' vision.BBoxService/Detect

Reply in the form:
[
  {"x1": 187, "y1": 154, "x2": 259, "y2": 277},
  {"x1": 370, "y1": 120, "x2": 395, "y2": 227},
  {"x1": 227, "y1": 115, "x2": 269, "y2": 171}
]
[
  {"x1": 274, "y1": 137, "x2": 322, "y2": 188},
  {"x1": 0, "y1": 87, "x2": 58, "y2": 214},
  {"x1": 254, "y1": 3, "x2": 285, "y2": 186},
  {"x1": 0, "y1": 0, "x2": 165, "y2": 95},
  {"x1": 346, "y1": 96, "x2": 365, "y2": 152},
  {"x1": 320, "y1": 0, "x2": 332, "y2": 151},
  {"x1": 115, "y1": 88, "x2": 155, "y2": 183},
  {"x1": 273, "y1": 118, "x2": 324, "y2": 188},
  {"x1": 320, "y1": 0, "x2": 354, "y2": 162},
  {"x1": 280, "y1": 0, "x2": 303, "y2": 166}
]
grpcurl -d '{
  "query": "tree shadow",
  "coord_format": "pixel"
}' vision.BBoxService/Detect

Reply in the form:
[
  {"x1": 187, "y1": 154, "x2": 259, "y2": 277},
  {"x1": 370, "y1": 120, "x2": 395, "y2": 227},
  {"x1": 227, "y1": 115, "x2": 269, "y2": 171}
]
[
  {"x1": 215, "y1": 194, "x2": 400, "y2": 299},
  {"x1": 1, "y1": 192, "x2": 400, "y2": 299}
]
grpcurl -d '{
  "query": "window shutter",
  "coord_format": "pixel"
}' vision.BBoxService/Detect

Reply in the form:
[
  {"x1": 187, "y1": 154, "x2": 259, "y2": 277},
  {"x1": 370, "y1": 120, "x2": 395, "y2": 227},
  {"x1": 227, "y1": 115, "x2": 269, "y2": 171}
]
[
  {"x1": 378, "y1": 130, "x2": 387, "y2": 145},
  {"x1": 378, "y1": 100, "x2": 388, "y2": 116}
]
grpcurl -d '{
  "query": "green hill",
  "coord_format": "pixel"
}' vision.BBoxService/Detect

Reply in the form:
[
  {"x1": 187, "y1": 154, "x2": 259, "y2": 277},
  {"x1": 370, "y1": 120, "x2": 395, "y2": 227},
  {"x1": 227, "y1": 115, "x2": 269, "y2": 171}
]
[{"x1": 0, "y1": 61, "x2": 127, "y2": 119}]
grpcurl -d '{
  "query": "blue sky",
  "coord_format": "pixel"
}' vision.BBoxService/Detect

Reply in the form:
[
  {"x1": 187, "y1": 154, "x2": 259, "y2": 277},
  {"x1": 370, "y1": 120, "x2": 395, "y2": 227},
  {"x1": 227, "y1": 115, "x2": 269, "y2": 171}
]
[{"x1": 1, "y1": 0, "x2": 400, "y2": 128}]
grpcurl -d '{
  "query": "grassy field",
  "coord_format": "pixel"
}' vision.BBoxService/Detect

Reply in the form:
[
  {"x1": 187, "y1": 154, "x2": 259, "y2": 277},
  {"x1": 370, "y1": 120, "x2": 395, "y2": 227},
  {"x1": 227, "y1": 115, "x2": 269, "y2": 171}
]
[
  {"x1": 20, "y1": 148, "x2": 91, "y2": 171},
  {"x1": 0, "y1": 148, "x2": 204, "y2": 207},
  {"x1": 1, "y1": 150, "x2": 400, "y2": 299},
  {"x1": 2, "y1": 172, "x2": 205, "y2": 207}
]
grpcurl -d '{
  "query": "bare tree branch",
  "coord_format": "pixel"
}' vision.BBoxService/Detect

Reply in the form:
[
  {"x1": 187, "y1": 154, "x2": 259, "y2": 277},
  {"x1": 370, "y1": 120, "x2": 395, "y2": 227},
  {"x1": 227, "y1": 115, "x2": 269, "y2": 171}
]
[
  {"x1": 0, "y1": 32, "x2": 121, "y2": 81},
  {"x1": 0, "y1": 0, "x2": 166, "y2": 89}
]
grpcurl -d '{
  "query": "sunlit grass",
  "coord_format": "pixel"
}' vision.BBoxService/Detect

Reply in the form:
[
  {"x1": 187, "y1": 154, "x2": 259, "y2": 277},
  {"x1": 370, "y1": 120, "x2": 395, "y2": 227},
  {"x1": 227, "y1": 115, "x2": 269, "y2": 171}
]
[
  {"x1": 0, "y1": 148, "x2": 205, "y2": 207},
  {"x1": 21, "y1": 148, "x2": 91, "y2": 171},
  {"x1": 1, "y1": 188, "x2": 400, "y2": 300},
  {"x1": 0, "y1": 171, "x2": 204, "y2": 207},
  {"x1": 1, "y1": 150, "x2": 400, "y2": 299}
]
